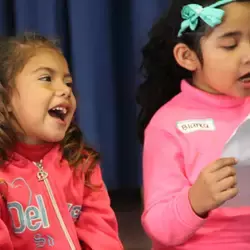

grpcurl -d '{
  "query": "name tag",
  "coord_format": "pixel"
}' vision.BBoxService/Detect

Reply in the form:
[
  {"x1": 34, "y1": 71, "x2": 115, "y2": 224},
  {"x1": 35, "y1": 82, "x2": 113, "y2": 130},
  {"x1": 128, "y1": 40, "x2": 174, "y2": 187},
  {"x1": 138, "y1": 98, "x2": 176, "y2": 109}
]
[{"x1": 176, "y1": 118, "x2": 215, "y2": 134}]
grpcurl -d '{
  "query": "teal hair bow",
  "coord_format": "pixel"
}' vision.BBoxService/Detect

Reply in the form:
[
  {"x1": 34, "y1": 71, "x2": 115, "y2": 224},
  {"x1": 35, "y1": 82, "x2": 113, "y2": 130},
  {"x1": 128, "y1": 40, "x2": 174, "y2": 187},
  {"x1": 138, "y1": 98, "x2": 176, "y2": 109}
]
[{"x1": 178, "y1": 0, "x2": 235, "y2": 37}]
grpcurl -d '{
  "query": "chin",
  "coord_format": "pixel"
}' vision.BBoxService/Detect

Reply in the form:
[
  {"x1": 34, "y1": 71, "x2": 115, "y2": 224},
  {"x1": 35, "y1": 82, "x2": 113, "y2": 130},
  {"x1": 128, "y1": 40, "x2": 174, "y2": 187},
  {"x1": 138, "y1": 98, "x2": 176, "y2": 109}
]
[
  {"x1": 234, "y1": 91, "x2": 250, "y2": 98},
  {"x1": 43, "y1": 133, "x2": 66, "y2": 143},
  {"x1": 242, "y1": 91, "x2": 250, "y2": 97}
]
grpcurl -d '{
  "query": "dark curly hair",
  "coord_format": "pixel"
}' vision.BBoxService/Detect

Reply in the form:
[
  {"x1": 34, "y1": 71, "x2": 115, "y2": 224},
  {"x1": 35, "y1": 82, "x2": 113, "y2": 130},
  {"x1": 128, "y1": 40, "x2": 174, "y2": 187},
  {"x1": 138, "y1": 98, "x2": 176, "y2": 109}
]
[
  {"x1": 136, "y1": 0, "x2": 250, "y2": 144},
  {"x1": 0, "y1": 32, "x2": 99, "y2": 188}
]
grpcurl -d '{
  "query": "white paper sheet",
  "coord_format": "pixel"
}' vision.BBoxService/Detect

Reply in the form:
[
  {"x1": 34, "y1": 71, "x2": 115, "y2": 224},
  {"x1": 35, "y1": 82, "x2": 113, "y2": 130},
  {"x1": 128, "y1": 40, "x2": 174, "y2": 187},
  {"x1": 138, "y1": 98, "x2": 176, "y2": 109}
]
[{"x1": 221, "y1": 115, "x2": 250, "y2": 207}]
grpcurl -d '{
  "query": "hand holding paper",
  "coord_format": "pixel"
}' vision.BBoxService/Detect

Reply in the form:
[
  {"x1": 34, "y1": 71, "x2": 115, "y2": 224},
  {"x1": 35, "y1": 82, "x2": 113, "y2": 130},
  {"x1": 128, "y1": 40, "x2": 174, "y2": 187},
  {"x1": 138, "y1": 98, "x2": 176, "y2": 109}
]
[{"x1": 189, "y1": 157, "x2": 237, "y2": 217}]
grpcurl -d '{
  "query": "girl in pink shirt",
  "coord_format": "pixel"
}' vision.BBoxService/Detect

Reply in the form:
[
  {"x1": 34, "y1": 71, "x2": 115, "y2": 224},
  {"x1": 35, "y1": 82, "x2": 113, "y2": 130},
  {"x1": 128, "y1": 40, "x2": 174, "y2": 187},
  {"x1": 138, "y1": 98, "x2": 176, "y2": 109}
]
[
  {"x1": 0, "y1": 32, "x2": 123, "y2": 250},
  {"x1": 137, "y1": 0, "x2": 250, "y2": 249}
]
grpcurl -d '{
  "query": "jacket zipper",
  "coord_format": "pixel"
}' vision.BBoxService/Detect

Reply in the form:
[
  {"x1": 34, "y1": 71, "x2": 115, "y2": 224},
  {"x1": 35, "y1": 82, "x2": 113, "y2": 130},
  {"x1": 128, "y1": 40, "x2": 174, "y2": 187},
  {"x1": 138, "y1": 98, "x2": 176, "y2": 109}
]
[{"x1": 34, "y1": 161, "x2": 76, "y2": 250}]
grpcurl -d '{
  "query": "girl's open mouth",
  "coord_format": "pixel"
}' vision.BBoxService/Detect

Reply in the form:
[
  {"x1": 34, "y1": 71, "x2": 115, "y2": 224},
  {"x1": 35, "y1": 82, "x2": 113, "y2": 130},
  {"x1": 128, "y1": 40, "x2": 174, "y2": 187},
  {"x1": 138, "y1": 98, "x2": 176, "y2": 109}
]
[{"x1": 48, "y1": 106, "x2": 68, "y2": 122}]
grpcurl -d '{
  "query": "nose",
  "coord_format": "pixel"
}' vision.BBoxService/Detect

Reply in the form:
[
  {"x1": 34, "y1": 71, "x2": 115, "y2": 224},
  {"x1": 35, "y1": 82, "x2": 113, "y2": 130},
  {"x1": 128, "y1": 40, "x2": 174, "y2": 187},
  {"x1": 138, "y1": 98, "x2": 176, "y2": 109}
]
[
  {"x1": 242, "y1": 55, "x2": 250, "y2": 65},
  {"x1": 55, "y1": 85, "x2": 72, "y2": 98},
  {"x1": 242, "y1": 45, "x2": 250, "y2": 65}
]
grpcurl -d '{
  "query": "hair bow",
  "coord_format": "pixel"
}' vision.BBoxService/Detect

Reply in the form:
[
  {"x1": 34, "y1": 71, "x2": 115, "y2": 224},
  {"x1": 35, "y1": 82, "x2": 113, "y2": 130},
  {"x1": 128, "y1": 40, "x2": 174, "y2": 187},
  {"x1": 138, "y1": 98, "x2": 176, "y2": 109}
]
[{"x1": 178, "y1": 0, "x2": 235, "y2": 37}]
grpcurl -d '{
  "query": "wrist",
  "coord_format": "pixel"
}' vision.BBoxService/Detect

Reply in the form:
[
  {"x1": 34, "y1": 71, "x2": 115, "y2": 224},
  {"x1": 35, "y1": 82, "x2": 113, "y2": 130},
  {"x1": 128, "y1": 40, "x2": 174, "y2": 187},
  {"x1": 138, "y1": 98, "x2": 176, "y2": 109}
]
[{"x1": 188, "y1": 187, "x2": 209, "y2": 218}]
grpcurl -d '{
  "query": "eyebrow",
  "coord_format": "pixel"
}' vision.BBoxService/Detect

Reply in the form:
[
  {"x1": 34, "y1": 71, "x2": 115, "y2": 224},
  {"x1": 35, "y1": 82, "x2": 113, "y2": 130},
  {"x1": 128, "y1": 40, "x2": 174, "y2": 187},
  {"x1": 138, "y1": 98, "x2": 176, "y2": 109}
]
[
  {"x1": 218, "y1": 31, "x2": 242, "y2": 39},
  {"x1": 32, "y1": 67, "x2": 72, "y2": 78}
]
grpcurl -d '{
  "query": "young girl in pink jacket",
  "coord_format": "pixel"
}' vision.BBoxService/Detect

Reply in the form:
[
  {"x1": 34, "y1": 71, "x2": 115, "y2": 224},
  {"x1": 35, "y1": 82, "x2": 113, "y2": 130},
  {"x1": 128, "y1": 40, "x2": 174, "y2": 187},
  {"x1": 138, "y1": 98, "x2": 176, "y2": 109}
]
[
  {"x1": 137, "y1": 0, "x2": 250, "y2": 249},
  {"x1": 0, "y1": 32, "x2": 123, "y2": 250}
]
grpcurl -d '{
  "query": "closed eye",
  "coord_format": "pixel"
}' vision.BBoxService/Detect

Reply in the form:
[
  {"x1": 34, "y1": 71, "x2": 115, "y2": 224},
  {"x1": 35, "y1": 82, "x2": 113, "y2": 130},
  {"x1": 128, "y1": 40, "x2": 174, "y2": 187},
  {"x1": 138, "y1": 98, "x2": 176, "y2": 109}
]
[{"x1": 222, "y1": 44, "x2": 237, "y2": 50}]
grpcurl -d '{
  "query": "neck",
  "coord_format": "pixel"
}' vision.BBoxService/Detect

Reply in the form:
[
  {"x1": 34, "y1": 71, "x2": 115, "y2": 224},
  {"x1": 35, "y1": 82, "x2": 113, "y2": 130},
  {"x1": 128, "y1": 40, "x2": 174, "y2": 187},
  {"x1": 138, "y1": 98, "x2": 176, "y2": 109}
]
[
  {"x1": 17, "y1": 133, "x2": 47, "y2": 145},
  {"x1": 192, "y1": 76, "x2": 222, "y2": 95},
  {"x1": 14, "y1": 141, "x2": 55, "y2": 162}
]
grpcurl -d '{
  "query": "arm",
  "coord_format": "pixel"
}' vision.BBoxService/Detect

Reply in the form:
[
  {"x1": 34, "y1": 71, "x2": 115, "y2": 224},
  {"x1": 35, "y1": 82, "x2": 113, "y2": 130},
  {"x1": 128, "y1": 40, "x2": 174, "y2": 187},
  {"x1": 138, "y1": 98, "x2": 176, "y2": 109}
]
[
  {"x1": 76, "y1": 166, "x2": 123, "y2": 250},
  {"x1": 0, "y1": 197, "x2": 13, "y2": 250},
  {"x1": 142, "y1": 126, "x2": 205, "y2": 246}
]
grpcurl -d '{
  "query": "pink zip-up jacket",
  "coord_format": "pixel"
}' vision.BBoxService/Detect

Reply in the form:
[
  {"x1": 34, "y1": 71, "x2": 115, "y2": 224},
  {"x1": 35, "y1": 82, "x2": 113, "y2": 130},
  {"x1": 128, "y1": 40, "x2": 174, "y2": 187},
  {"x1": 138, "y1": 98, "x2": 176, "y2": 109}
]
[
  {"x1": 0, "y1": 144, "x2": 123, "y2": 250},
  {"x1": 142, "y1": 80, "x2": 250, "y2": 250}
]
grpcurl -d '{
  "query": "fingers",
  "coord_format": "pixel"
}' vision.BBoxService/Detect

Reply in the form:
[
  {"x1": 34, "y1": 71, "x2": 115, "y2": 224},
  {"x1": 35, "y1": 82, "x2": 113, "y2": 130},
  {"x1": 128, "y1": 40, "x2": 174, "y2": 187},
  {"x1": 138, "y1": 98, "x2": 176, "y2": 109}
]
[
  {"x1": 208, "y1": 158, "x2": 237, "y2": 172},
  {"x1": 215, "y1": 187, "x2": 238, "y2": 203},
  {"x1": 216, "y1": 175, "x2": 237, "y2": 192},
  {"x1": 215, "y1": 165, "x2": 236, "y2": 182}
]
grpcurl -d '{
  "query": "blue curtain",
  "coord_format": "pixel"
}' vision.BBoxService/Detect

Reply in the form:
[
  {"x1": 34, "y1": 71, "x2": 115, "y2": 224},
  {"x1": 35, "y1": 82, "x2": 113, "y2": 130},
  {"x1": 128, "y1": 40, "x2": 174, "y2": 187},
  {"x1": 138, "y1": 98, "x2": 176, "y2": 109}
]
[{"x1": 0, "y1": 0, "x2": 170, "y2": 189}]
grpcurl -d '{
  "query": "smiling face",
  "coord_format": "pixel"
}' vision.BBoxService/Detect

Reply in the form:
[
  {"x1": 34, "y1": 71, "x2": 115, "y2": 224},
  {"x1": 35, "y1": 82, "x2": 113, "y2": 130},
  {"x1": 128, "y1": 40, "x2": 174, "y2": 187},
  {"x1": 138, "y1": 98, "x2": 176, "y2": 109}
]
[
  {"x1": 9, "y1": 48, "x2": 76, "y2": 144},
  {"x1": 193, "y1": 2, "x2": 250, "y2": 97}
]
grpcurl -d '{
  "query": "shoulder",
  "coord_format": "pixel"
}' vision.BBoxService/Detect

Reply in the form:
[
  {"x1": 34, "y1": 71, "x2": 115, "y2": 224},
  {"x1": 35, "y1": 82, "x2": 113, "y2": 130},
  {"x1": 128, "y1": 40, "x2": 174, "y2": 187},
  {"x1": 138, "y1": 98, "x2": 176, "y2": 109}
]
[{"x1": 147, "y1": 92, "x2": 188, "y2": 134}]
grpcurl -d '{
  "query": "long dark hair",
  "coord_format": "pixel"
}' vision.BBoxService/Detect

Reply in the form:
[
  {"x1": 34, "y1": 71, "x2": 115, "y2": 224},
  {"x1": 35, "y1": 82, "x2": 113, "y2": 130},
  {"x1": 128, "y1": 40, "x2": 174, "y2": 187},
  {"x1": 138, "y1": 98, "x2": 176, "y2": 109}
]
[{"x1": 136, "y1": 0, "x2": 250, "y2": 144}]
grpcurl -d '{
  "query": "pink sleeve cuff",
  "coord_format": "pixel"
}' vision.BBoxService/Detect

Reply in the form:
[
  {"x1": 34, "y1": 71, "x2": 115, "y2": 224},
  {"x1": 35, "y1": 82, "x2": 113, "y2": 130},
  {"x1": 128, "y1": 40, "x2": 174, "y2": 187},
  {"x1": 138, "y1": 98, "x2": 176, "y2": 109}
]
[{"x1": 175, "y1": 188, "x2": 205, "y2": 229}]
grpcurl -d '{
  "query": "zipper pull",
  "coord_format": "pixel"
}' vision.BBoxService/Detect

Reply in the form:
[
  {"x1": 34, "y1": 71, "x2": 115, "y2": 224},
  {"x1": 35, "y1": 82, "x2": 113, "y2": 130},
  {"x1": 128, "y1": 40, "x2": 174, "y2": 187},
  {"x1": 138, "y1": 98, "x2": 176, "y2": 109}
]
[{"x1": 35, "y1": 162, "x2": 48, "y2": 181}]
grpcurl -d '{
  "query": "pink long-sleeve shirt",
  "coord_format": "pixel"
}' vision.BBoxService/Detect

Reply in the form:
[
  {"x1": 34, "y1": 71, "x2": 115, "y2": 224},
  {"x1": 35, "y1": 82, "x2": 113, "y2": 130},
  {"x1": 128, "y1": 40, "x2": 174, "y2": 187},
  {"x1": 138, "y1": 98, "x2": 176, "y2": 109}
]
[{"x1": 142, "y1": 80, "x2": 250, "y2": 250}]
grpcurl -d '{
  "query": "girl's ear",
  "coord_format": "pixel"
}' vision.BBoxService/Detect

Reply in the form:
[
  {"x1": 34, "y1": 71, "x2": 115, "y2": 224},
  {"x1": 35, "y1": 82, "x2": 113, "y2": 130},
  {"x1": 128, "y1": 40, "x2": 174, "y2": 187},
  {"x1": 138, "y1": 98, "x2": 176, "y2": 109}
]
[{"x1": 173, "y1": 43, "x2": 200, "y2": 71}]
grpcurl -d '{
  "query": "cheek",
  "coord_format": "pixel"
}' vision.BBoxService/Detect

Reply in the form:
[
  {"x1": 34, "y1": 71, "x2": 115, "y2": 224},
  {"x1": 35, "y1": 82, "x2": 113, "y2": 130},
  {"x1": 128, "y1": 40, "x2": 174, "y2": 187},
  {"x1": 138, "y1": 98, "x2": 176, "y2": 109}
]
[
  {"x1": 71, "y1": 95, "x2": 77, "y2": 111},
  {"x1": 10, "y1": 94, "x2": 25, "y2": 118},
  {"x1": 203, "y1": 53, "x2": 237, "y2": 75},
  {"x1": 11, "y1": 93, "x2": 50, "y2": 121},
  {"x1": 203, "y1": 46, "x2": 239, "y2": 68}
]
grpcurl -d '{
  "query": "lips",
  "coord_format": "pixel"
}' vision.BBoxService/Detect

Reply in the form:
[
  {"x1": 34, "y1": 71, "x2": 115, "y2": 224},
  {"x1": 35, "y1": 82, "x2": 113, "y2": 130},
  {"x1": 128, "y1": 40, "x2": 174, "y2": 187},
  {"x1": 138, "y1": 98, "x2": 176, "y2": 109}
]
[{"x1": 239, "y1": 72, "x2": 250, "y2": 83}]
